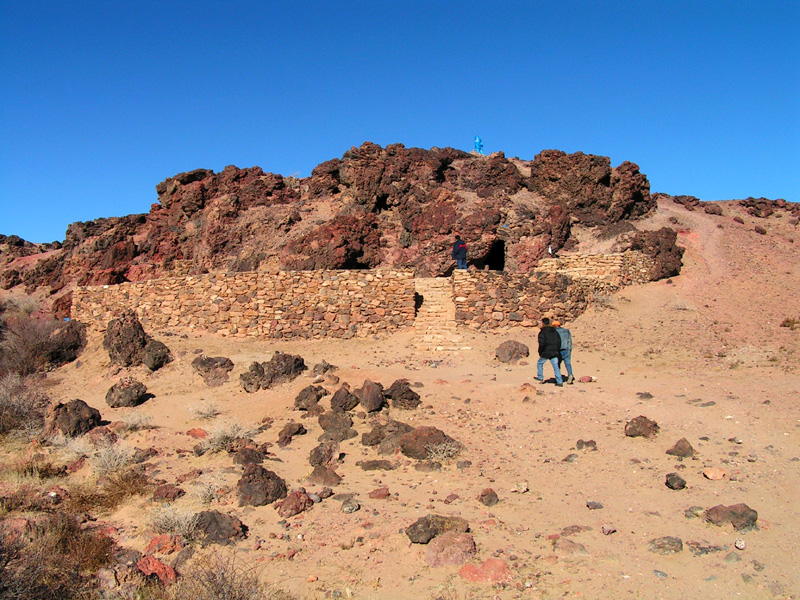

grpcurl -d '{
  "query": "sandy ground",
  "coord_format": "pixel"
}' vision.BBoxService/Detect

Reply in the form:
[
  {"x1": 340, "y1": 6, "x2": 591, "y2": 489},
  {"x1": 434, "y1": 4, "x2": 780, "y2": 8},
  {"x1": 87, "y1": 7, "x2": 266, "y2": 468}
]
[{"x1": 9, "y1": 199, "x2": 800, "y2": 599}]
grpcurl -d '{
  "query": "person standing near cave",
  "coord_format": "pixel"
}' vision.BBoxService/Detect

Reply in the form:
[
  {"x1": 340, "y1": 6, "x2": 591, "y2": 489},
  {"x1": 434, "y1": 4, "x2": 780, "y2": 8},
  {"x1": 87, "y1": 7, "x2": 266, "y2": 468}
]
[
  {"x1": 536, "y1": 317, "x2": 563, "y2": 386},
  {"x1": 452, "y1": 235, "x2": 468, "y2": 270},
  {"x1": 553, "y1": 320, "x2": 574, "y2": 384}
]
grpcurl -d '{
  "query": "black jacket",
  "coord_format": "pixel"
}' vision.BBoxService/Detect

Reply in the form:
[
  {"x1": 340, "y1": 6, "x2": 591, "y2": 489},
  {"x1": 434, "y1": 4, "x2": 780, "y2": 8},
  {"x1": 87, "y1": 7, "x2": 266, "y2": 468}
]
[
  {"x1": 538, "y1": 326, "x2": 561, "y2": 359},
  {"x1": 452, "y1": 239, "x2": 467, "y2": 260}
]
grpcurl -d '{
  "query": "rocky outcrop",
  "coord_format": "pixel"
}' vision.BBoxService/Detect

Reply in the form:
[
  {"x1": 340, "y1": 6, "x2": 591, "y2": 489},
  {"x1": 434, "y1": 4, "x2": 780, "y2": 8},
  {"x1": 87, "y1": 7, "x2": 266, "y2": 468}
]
[
  {"x1": 43, "y1": 399, "x2": 101, "y2": 438},
  {"x1": 103, "y1": 310, "x2": 172, "y2": 370}
]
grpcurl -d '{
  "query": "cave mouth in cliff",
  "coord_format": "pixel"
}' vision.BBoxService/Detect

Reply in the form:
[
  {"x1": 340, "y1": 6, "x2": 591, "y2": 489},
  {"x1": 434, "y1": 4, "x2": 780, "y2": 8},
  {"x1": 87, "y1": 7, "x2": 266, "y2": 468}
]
[
  {"x1": 414, "y1": 292, "x2": 423, "y2": 316},
  {"x1": 341, "y1": 251, "x2": 370, "y2": 270},
  {"x1": 475, "y1": 239, "x2": 505, "y2": 271}
]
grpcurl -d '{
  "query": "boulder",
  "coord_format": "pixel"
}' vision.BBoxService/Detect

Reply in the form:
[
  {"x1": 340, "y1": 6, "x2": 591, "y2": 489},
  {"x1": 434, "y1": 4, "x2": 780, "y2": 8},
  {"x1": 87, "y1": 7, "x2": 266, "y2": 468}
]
[
  {"x1": 704, "y1": 504, "x2": 758, "y2": 531},
  {"x1": 103, "y1": 310, "x2": 148, "y2": 367},
  {"x1": 318, "y1": 410, "x2": 353, "y2": 432},
  {"x1": 405, "y1": 514, "x2": 470, "y2": 544},
  {"x1": 308, "y1": 441, "x2": 340, "y2": 468},
  {"x1": 495, "y1": 340, "x2": 529, "y2": 363},
  {"x1": 398, "y1": 426, "x2": 458, "y2": 460},
  {"x1": 277, "y1": 489, "x2": 314, "y2": 518},
  {"x1": 308, "y1": 465, "x2": 342, "y2": 487},
  {"x1": 191, "y1": 355, "x2": 234, "y2": 387},
  {"x1": 330, "y1": 385, "x2": 359, "y2": 412},
  {"x1": 294, "y1": 385, "x2": 329, "y2": 410},
  {"x1": 478, "y1": 488, "x2": 499, "y2": 506},
  {"x1": 384, "y1": 379, "x2": 421, "y2": 410},
  {"x1": 628, "y1": 228, "x2": 685, "y2": 280},
  {"x1": 236, "y1": 464, "x2": 287, "y2": 507},
  {"x1": 666, "y1": 437, "x2": 694, "y2": 457},
  {"x1": 425, "y1": 531, "x2": 476, "y2": 567},
  {"x1": 277, "y1": 422, "x2": 306, "y2": 447},
  {"x1": 43, "y1": 399, "x2": 101, "y2": 438},
  {"x1": 354, "y1": 379, "x2": 385, "y2": 412},
  {"x1": 142, "y1": 339, "x2": 172, "y2": 371},
  {"x1": 105, "y1": 377, "x2": 148, "y2": 408},
  {"x1": 361, "y1": 419, "x2": 415, "y2": 455},
  {"x1": 137, "y1": 555, "x2": 176, "y2": 585},
  {"x1": 196, "y1": 510, "x2": 247, "y2": 546},
  {"x1": 624, "y1": 415, "x2": 659, "y2": 438},
  {"x1": 240, "y1": 353, "x2": 307, "y2": 392}
]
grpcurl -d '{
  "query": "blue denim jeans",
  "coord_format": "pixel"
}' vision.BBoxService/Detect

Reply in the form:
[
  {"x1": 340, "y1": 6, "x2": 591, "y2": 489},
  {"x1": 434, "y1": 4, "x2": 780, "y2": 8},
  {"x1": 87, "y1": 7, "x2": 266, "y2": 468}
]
[
  {"x1": 559, "y1": 349, "x2": 573, "y2": 378},
  {"x1": 457, "y1": 258, "x2": 467, "y2": 270},
  {"x1": 537, "y1": 357, "x2": 563, "y2": 384}
]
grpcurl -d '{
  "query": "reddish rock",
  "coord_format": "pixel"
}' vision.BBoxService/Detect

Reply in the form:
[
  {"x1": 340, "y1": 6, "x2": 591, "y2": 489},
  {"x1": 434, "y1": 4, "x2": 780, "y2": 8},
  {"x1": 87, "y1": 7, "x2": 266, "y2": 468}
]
[
  {"x1": 330, "y1": 385, "x2": 359, "y2": 412},
  {"x1": 309, "y1": 441, "x2": 340, "y2": 468},
  {"x1": 152, "y1": 484, "x2": 185, "y2": 502},
  {"x1": 624, "y1": 415, "x2": 659, "y2": 438},
  {"x1": 495, "y1": 340, "x2": 529, "y2": 363},
  {"x1": 368, "y1": 487, "x2": 390, "y2": 499},
  {"x1": 398, "y1": 426, "x2": 458, "y2": 460},
  {"x1": 277, "y1": 490, "x2": 314, "y2": 518},
  {"x1": 478, "y1": 488, "x2": 499, "y2": 507},
  {"x1": 354, "y1": 379, "x2": 385, "y2": 412},
  {"x1": 308, "y1": 465, "x2": 342, "y2": 487},
  {"x1": 137, "y1": 555, "x2": 177, "y2": 585},
  {"x1": 458, "y1": 558, "x2": 513, "y2": 583},
  {"x1": 384, "y1": 379, "x2": 421, "y2": 410},
  {"x1": 277, "y1": 422, "x2": 306, "y2": 447},
  {"x1": 144, "y1": 534, "x2": 184, "y2": 555},
  {"x1": 666, "y1": 437, "x2": 694, "y2": 457},
  {"x1": 186, "y1": 428, "x2": 208, "y2": 439},
  {"x1": 704, "y1": 503, "x2": 758, "y2": 530},
  {"x1": 578, "y1": 375, "x2": 594, "y2": 383},
  {"x1": 628, "y1": 227, "x2": 685, "y2": 280},
  {"x1": 425, "y1": 531, "x2": 476, "y2": 567}
]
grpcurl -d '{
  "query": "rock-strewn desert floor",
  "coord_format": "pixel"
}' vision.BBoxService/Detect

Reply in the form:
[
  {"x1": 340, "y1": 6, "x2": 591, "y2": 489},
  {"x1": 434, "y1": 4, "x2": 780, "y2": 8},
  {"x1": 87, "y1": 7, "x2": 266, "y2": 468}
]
[{"x1": 5, "y1": 198, "x2": 799, "y2": 599}]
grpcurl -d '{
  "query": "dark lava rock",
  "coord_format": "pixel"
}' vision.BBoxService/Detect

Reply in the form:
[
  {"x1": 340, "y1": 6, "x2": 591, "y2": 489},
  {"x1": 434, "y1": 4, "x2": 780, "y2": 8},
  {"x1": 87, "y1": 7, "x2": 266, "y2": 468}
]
[
  {"x1": 628, "y1": 227, "x2": 685, "y2": 280},
  {"x1": 359, "y1": 459, "x2": 396, "y2": 471},
  {"x1": 754, "y1": 225, "x2": 767, "y2": 235},
  {"x1": 384, "y1": 379, "x2": 422, "y2": 410},
  {"x1": 398, "y1": 426, "x2": 458, "y2": 460},
  {"x1": 405, "y1": 514, "x2": 470, "y2": 544},
  {"x1": 318, "y1": 410, "x2": 353, "y2": 432},
  {"x1": 308, "y1": 465, "x2": 342, "y2": 487},
  {"x1": 648, "y1": 536, "x2": 683, "y2": 554},
  {"x1": 232, "y1": 447, "x2": 265, "y2": 465},
  {"x1": 42, "y1": 399, "x2": 101, "y2": 438},
  {"x1": 312, "y1": 360, "x2": 337, "y2": 376},
  {"x1": 704, "y1": 504, "x2": 758, "y2": 531},
  {"x1": 361, "y1": 419, "x2": 414, "y2": 452},
  {"x1": 354, "y1": 379, "x2": 385, "y2": 412},
  {"x1": 624, "y1": 415, "x2": 659, "y2": 438},
  {"x1": 43, "y1": 319, "x2": 86, "y2": 368},
  {"x1": 277, "y1": 490, "x2": 314, "y2": 518},
  {"x1": 240, "y1": 353, "x2": 307, "y2": 392},
  {"x1": 576, "y1": 439, "x2": 597, "y2": 451},
  {"x1": 294, "y1": 385, "x2": 329, "y2": 410},
  {"x1": 196, "y1": 510, "x2": 247, "y2": 546},
  {"x1": 478, "y1": 488, "x2": 499, "y2": 507},
  {"x1": 309, "y1": 441, "x2": 340, "y2": 468},
  {"x1": 191, "y1": 355, "x2": 234, "y2": 387},
  {"x1": 666, "y1": 438, "x2": 694, "y2": 458},
  {"x1": 236, "y1": 464, "x2": 287, "y2": 507},
  {"x1": 142, "y1": 339, "x2": 172, "y2": 371},
  {"x1": 105, "y1": 377, "x2": 148, "y2": 408},
  {"x1": 330, "y1": 385, "x2": 360, "y2": 412},
  {"x1": 415, "y1": 460, "x2": 442, "y2": 472},
  {"x1": 495, "y1": 340, "x2": 529, "y2": 363},
  {"x1": 665, "y1": 472, "x2": 687, "y2": 490},
  {"x1": 103, "y1": 310, "x2": 148, "y2": 367},
  {"x1": 152, "y1": 484, "x2": 185, "y2": 502},
  {"x1": 277, "y1": 422, "x2": 306, "y2": 447},
  {"x1": 318, "y1": 427, "x2": 358, "y2": 443}
]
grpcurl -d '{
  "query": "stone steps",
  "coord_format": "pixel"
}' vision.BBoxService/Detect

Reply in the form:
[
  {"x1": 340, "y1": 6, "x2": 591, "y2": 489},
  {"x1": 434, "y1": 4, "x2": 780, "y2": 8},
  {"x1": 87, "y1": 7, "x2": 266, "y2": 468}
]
[{"x1": 413, "y1": 277, "x2": 470, "y2": 351}]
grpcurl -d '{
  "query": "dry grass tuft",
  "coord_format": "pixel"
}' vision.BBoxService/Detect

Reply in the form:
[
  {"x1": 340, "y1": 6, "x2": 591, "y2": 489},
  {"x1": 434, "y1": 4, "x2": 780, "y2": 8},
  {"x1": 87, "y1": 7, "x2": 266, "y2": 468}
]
[
  {"x1": 425, "y1": 440, "x2": 463, "y2": 462},
  {"x1": 0, "y1": 374, "x2": 48, "y2": 437},
  {"x1": 89, "y1": 442, "x2": 134, "y2": 477},
  {"x1": 780, "y1": 317, "x2": 799, "y2": 330},
  {"x1": 64, "y1": 469, "x2": 152, "y2": 514},
  {"x1": 189, "y1": 400, "x2": 222, "y2": 420},
  {"x1": 149, "y1": 504, "x2": 200, "y2": 541},
  {"x1": 200, "y1": 420, "x2": 255, "y2": 454}
]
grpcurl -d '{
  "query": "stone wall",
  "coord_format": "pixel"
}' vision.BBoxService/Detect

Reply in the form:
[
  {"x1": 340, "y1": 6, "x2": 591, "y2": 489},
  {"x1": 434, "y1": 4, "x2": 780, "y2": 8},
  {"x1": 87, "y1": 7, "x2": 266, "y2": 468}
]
[
  {"x1": 451, "y1": 251, "x2": 654, "y2": 330},
  {"x1": 72, "y1": 270, "x2": 416, "y2": 339}
]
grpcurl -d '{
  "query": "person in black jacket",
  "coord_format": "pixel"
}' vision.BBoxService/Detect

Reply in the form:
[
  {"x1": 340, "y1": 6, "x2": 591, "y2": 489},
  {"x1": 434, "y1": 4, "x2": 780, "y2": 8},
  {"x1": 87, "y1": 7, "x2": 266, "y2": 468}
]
[
  {"x1": 452, "y1": 235, "x2": 467, "y2": 270},
  {"x1": 536, "y1": 317, "x2": 563, "y2": 386}
]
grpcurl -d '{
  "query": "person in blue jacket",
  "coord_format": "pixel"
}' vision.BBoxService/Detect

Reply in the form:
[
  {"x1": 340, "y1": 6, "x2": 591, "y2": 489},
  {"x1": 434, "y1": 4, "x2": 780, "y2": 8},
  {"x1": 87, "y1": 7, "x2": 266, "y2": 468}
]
[
  {"x1": 553, "y1": 320, "x2": 574, "y2": 384},
  {"x1": 452, "y1": 235, "x2": 468, "y2": 270}
]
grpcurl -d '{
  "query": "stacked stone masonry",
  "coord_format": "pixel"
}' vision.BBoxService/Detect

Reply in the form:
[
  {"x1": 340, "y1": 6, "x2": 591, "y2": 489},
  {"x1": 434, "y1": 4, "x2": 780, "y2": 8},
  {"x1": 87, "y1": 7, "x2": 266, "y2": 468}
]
[
  {"x1": 72, "y1": 270, "x2": 416, "y2": 339},
  {"x1": 71, "y1": 252, "x2": 653, "y2": 338}
]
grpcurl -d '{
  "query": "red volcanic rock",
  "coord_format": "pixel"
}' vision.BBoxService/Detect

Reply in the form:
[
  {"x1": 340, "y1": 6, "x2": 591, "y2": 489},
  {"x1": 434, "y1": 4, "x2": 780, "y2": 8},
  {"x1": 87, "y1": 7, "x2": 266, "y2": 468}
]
[
  {"x1": 628, "y1": 227, "x2": 685, "y2": 280},
  {"x1": 459, "y1": 558, "x2": 513, "y2": 583},
  {"x1": 137, "y1": 555, "x2": 176, "y2": 585}
]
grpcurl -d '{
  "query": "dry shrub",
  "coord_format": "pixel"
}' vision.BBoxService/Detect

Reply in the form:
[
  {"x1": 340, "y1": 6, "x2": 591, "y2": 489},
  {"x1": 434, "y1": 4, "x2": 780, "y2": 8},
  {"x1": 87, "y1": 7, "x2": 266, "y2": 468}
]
[
  {"x1": 781, "y1": 317, "x2": 799, "y2": 330},
  {"x1": 149, "y1": 504, "x2": 199, "y2": 541},
  {"x1": 120, "y1": 411, "x2": 154, "y2": 432},
  {"x1": 201, "y1": 420, "x2": 255, "y2": 454},
  {"x1": 188, "y1": 401, "x2": 222, "y2": 420},
  {"x1": 169, "y1": 551, "x2": 296, "y2": 600},
  {"x1": 65, "y1": 469, "x2": 152, "y2": 514},
  {"x1": 89, "y1": 442, "x2": 134, "y2": 477},
  {"x1": 0, "y1": 512, "x2": 114, "y2": 600},
  {"x1": 425, "y1": 440, "x2": 463, "y2": 462},
  {"x1": 0, "y1": 373, "x2": 48, "y2": 437}
]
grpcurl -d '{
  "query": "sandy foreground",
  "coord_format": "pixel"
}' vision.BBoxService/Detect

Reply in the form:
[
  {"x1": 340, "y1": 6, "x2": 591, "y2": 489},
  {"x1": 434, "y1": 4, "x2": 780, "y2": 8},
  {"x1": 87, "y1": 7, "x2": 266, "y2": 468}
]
[{"x1": 9, "y1": 199, "x2": 800, "y2": 599}]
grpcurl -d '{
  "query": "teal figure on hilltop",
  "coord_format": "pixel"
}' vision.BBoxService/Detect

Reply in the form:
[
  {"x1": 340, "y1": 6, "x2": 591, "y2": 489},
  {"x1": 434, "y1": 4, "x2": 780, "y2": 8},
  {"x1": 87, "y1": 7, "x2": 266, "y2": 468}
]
[{"x1": 474, "y1": 136, "x2": 483, "y2": 155}]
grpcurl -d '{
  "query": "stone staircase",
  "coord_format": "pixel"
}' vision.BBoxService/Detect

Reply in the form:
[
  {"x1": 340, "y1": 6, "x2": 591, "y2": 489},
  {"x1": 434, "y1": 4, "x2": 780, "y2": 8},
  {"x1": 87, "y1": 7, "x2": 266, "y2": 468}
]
[{"x1": 414, "y1": 278, "x2": 470, "y2": 351}]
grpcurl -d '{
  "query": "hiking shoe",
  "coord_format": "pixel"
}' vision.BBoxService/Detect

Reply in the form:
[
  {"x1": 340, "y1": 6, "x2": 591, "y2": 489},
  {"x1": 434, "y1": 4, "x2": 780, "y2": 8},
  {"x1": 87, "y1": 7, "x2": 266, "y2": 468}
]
[
  {"x1": 567, "y1": 375, "x2": 574, "y2": 384},
  {"x1": 534, "y1": 377, "x2": 543, "y2": 382},
  {"x1": 556, "y1": 383, "x2": 564, "y2": 387}
]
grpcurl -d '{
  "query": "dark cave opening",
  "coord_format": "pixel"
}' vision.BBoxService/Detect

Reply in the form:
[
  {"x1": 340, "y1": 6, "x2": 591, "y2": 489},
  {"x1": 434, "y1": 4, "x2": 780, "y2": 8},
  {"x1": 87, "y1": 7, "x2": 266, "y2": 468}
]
[{"x1": 474, "y1": 239, "x2": 505, "y2": 271}]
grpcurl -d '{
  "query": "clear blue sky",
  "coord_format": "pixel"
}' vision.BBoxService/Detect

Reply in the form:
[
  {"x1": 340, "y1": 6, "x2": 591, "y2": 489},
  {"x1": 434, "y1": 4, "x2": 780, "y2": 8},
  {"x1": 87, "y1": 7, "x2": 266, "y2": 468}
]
[{"x1": 1, "y1": 1, "x2": 798, "y2": 243}]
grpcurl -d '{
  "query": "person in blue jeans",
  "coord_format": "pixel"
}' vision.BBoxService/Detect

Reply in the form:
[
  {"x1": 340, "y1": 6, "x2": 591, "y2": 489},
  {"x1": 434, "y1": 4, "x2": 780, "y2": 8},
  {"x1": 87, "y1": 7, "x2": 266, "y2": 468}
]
[
  {"x1": 452, "y1": 235, "x2": 468, "y2": 270},
  {"x1": 553, "y1": 320, "x2": 574, "y2": 384},
  {"x1": 535, "y1": 317, "x2": 563, "y2": 386}
]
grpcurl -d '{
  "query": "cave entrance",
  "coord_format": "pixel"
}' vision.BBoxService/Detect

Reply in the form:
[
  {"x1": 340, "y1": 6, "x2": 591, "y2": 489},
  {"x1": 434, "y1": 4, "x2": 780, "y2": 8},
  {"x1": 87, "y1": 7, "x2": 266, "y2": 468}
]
[{"x1": 474, "y1": 239, "x2": 505, "y2": 271}]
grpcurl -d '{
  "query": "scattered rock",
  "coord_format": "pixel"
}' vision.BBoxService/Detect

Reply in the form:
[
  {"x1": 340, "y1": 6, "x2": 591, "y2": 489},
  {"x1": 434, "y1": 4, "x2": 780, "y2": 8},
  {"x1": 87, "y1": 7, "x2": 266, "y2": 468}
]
[
  {"x1": 624, "y1": 415, "x2": 659, "y2": 438},
  {"x1": 196, "y1": 510, "x2": 247, "y2": 546},
  {"x1": 703, "y1": 467, "x2": 726, "y2": 480},
  {"x1": 576, "y1": 439, "x2": 597, "y2": 451},
  {"x1": 398, "y1": 426, "x2": 458, "y2": 460},
  {"x1": 277, "y1": 422, "x2": 306, "y2": 447},
  {"x1": 318, "y1": 410, "x2": 353, "y2": 432},
  {"x1": 137, "y1": 555, "x2": 176, "y2": 585},
  {"x1": 458, "y1": 558, "x2": 512, "y2": 583},
  {"x1": 704, "y1": 504, "x2": 758, "y2": 531},
  {"x1": 233, "y1": 447, "x2": 266, "y2": 465},
  {"x1": 554, "y1": 537, "x2": 589, "y2": 555},
  {"x1": 578, "y1": 375, "x2": 594, "y2": 383},
  {"x1": 308, "y1": 441, "x2": 340, "y2": 468},
  {"x1": 142, "y1": 339, "x2": 173, "y2": 371},
  {"x1": 106, "y1": 378, "x2": 148, "y2": 408},
  {"x1": 354, "y1": 379, "x2": 385, "y2": 412},
  {"x1": 143, "y1": 534, "x2": 184, "y2": 556},
  {"x1": 236, "y1": 464, "x2": 287, "y2": 507},
  {"x1": 368, "y1": 487, "x2": 390, "y2": 499},
  {"x1": 665, "y1": 473, "x2": 687, "y2": 490},
  {"x1": 636, "y1": 391, "x2": 654, "y2": 399},
  {"x1": 648, "y1": 536, "x2": 683, "y2": 554},
  {"x1": 277, "y1": 489, "x2": 314, "y2": 518},
  {"x1": 42, "y1": 399, "x2": 102, "y2": 438},
  {"x1": 586, "y1": 501, "x2": 603, "y2": 510},
  {"x1": 329, "y1": 385, "x2": 359, "y2": 412},
  {"x1": 425, "y1": 531, "x2": 476, "y2": 567},
  {"x1": 601, "y1": 524, "x2": 617, "y2": 535},
  {"x1": 103, "y1": 310, "x2": 147, "y2": 367},
  {"x1": 666, "y1": 438, "x2": 694, "y2": 457},
  {"x1": 384, "y1": 379, "x2": 422, "y2": 409},
  {"x1": 294, "y1": 385, "x2": 329, "y2": 410},
  {"x1": 152, "y1": 484, "x2": 185, "y2": 502},
  {"x1": 308, "y1": 465, "x2": 342, "y2": 487},
  {"x1": 495, "y1": 340, "x2": 529, "y2": 363},
  {"x1": 341, "y1": 497, "x2": 360, "y2": 513},
  {"x1": 191, "y1": 355, "x2": 234, "y2": 387},
  {"x1": 359, "y1": 459, "x2": 395, "y2": 471},
  {"x1": 735, "y1": 538, "x2": 746, "y2": 550},
  {"x1": 240, "y1": 353, "x2": 307, "y2": 392},
  {"x1": 312, "y1": 360, "x2": 337, "y2": 376},
  {"x1": 415, "y1": 460, "x2": 442, "y2": 472},
  {"x1": 406, "y1": 514, "x2": 470, "y2": 544},
  {"x1": 478, "y1": 488, "x2": 499, "y2": 507}
]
